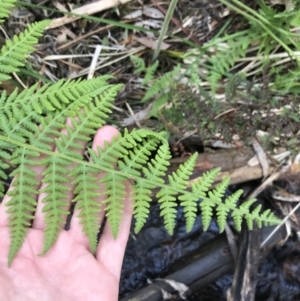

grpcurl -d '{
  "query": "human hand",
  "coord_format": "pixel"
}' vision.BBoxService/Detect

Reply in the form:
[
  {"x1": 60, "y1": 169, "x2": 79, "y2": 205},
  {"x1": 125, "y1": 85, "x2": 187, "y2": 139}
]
[{"x1": 0, "y1": 125, "x2": 133, "y2": 301}]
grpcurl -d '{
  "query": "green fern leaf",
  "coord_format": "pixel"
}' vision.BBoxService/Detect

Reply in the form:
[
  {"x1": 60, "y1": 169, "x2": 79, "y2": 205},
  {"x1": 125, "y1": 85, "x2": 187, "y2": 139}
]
[
  {"x1": 143, "y1": 60, "x2": 159, "y2": 85},
  {"x1": 101, "y1": 173, "x2": 127, "y2": 238},
  {"x1": 0, "y1": 20, "x2": 50, "y2": 83},
  {"x1": 39, "y1": 85, "x2": 119, "y2": 253},
  {"x1": 192, "y1": 167, "x2": 221, "y2": 197},
  {"x1": 245, "y1": 203, "x2": 263, "y2": 230},
  {"x1": 216, "y1": 189, "x2": 244, "y2": 232},
  {"x1": 142, "y1": 64, "x2": 181, "y2": 102},
  {"x1": 156, "y1": 145, "x2": 196, "y2": 235},
  {"x1": 90, "y1": 132, "x2": 131, "y2": 169},
  {"x1": 5, "y1": 147, "x2": 40, "y2": 266},
  {"x1": 40, "y1": 156, "x2": 71, "y2": 255},
  {"x1": 231, "y1": 198, "x2": 257, "y2": 231},
  {"x1": 255, "y1": 208, "x2": 281, "y2": 228},
  {"x1": 118, "y1": 137, "x2": 158, "y2": 177},
  {"x1": 71, "y1": 165, "x2": 100, "y2": 253},
  {"x1": 130, "y1": 55, "x2": 146, "y2": 74},
  {"x1": 166, "y1": 152, "x2": 198, "y2": 232},
  {"x1": 133, "y1": 143, "x2": 171, "y2": 233},
  {"x1": 0, "y1": 0, "x2": 16, "y2": 23},
  {"x1": 157, "y1": 189, "x2": 177, "y2": 235},
  {"x1": 0, "y1": 147, "x2": 11, "y2": 196},
  {"x1": 206, "y1": 34, "x2": 253, "y2": 92},
  {"x1": 132, "y1": 180, "x2": 154, "y2": 233},
  {"x1": 200, "y1": 176, "x2": 230, "y2": 230},
  {"x1": 180, "y1": 167, "x2": 221, "y2": 231}
]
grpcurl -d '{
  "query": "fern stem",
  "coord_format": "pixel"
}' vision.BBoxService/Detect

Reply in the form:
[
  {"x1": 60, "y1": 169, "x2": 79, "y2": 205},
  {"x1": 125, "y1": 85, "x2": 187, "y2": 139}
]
[
  {"x1": 152, "y1": 0, "x2": 179, "y2": 61},
  {"x1": 0, "y1": 134, "x2": 204, "y2": 201}
]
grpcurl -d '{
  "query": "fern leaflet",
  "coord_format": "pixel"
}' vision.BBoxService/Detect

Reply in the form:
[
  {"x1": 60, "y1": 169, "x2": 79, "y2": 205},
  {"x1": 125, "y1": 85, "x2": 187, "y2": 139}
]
[
  {"x1": 142, "y1": 64, "x2": 181, "y2": 102},
  {"x1": 0, "y1": 20, "x2": 50, "y2": 83},
  {"x1": 6, "y1": 148, "x2": 40, "y2": 266},
  {"x1": 0, "y1": 0, "x2": 16, "y2": 24},
  {"x1": 130, "y1": 55, "x2": 146, "y2": 74},
  {"x1": 206, "y1": 34, "x2": 253, "y2": 92},
  {"x1": 143, "y1": 60, "x2": 159, "y2": 85}
]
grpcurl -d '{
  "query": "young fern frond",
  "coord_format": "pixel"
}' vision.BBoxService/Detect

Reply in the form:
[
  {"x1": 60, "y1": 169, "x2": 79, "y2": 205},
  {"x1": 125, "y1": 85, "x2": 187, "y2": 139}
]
[{"x1": 0, "y1": 10, "x2": 280, "y2": 266}]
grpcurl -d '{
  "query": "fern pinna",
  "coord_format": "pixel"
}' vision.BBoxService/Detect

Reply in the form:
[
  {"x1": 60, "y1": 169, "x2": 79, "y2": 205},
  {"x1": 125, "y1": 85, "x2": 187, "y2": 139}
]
[{"x1": 0, "y1": 6, "x2": 279, "y2": 266}]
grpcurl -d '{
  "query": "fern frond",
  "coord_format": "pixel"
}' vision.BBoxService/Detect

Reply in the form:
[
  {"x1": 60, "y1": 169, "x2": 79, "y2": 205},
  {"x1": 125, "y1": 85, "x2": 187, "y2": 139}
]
[
  {"x1": 206, "y1": 34, "x2": 253, "y2": 92},
  {"x1": 130, "y1": 55, "x2": 146, "y2": 74},
  {"x1": 0, "y1": 77, "x2": 115, "y2": 114},
  {"x1": 192, "y1": 167, "x2": 221, "y2": 197},
  {"x1": 0, "y1": 78, "x2": 119, "y2": 153},
  {"x1": 0, "y1": 0, "x2": 16, "y2": 23},
  {"x1": 0, "y1": 5, "x2": 281, "y2": 266},
  {"x1": 89, "y1": 128, "x2": 168, "y2": 235},
  {"x1": 231, "y1": 198, "x2": 280, "y2": 231},
  {"x1": 1, "y1": 76, "x2": 122, "y2": 260},
  {"x1": 87, "y1": 129, "x2": 143, "y2": 237},
  {"x1": 0, "y1": 79, "x2": 119, "y2": 248},
  {"x1": 142, "y1": 64, "x2": 181, "y2": 102},
  {"x1": 254, "y1": 208, "x2": 281, "y2": 228},
  {"x1": 143, "y1": 60, "x2": 159, "y2": 85},
  {"x1": 0, "y1": 20, "x2": 50, "y2": 83}
]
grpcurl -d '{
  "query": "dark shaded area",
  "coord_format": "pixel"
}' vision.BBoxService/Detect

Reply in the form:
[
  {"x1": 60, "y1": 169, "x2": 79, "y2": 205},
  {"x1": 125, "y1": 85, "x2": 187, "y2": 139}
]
[
  {"x1": 193, "y1": 236, "x2": 300, "y2": 301},
  {"x1": 120, "y1": 192, "x2": 300, "y2": 301},
  {"x1": 119, "y1": 202, "x2": 221, "y2": 297}
]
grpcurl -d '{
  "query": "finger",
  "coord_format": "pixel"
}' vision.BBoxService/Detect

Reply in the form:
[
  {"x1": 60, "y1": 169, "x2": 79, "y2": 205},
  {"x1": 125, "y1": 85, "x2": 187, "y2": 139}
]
[
  {"x1": 69, "y1": 125, "x2": 120, "y2": 249},
  {"x1": 96, "y1": 180, "x2": 133, "y2": 279},
  {"x1": 32, "y1": 117, "x2": 88, "y2": 230}
]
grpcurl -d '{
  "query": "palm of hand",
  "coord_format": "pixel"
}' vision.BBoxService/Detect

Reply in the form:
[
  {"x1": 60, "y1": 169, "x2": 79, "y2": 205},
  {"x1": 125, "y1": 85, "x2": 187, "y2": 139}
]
[
  {"x1": 0, "y1": 226, "x2": 125, "y2": 301},
  {"x1": 0, "y1": 126, "x2": 132, "y2": 301}
]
